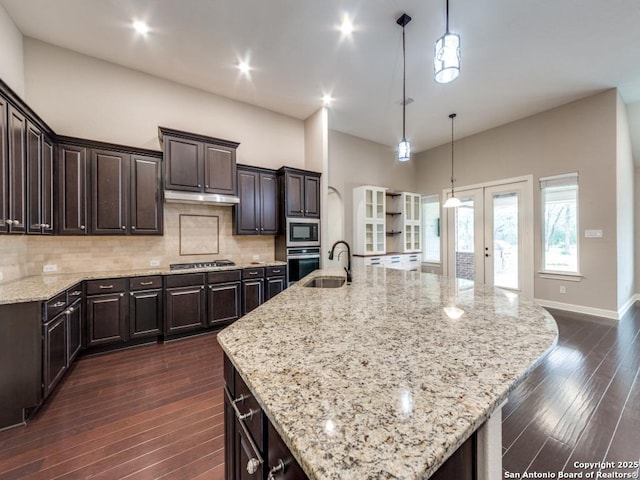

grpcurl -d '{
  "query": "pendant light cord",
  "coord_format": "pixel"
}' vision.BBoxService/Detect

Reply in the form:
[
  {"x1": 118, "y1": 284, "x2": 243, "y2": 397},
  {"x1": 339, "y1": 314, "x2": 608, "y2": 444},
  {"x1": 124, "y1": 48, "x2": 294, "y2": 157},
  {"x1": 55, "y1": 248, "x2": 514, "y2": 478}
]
[
  {"x1": 446, "y1": 0, "x2": 450, "y2": 33},
  {"x1": 450, "y1": 113, "x2": 456, "y2": 195},
  {"x1": 402, "y1": 23, "x2": 406, "y2": 140}
]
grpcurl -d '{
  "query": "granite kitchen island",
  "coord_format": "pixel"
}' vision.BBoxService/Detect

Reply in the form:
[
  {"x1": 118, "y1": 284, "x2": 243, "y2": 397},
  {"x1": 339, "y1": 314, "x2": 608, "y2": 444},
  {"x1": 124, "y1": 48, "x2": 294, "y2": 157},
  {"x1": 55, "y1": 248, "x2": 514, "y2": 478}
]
[{"x1": 218, "y1": 266, "x2": 558, "y2": 479}]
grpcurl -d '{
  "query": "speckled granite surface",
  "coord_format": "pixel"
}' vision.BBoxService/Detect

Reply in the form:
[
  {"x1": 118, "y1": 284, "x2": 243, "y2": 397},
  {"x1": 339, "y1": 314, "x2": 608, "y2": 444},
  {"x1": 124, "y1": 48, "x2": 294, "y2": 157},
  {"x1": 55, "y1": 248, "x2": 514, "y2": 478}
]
[
  {"x1": 0, "y1": 261, "x2": 286, "y2": 305},
  {"x1": 218, "y1": 266, "x2": 558, "y2": 480}
]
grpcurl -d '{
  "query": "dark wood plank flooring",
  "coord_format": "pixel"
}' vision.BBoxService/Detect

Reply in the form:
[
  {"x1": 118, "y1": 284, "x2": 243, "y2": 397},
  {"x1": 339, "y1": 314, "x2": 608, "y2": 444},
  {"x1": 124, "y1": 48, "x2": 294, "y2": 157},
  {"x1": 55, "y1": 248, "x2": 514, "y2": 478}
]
[{"x1": 0, "y1": 306, "x2": 638, "y2": 479}]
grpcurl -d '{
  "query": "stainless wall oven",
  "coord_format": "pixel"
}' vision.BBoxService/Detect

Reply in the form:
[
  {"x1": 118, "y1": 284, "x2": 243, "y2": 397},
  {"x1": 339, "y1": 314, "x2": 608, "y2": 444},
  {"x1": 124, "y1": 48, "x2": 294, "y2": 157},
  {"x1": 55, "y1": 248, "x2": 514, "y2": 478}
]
[
  {"x1": 286, "y1": 247, "x2": 320, "y2": 285},
  {"x1": 286, "y1": 218, "x2": 320, "y2": 247}
]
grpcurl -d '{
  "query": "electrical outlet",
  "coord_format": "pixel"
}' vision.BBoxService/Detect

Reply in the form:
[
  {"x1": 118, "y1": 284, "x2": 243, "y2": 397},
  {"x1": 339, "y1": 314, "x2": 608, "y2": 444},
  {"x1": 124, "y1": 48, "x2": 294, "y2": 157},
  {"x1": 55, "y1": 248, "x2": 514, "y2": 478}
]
[
  {"x1": 43, "y1": 264, "x2": 58, "y2": 273},
  {"x1": 149, "y1": 259, "x2": 160, "y2": 267},
  {"x1": 559, "y1": 285, "x2": 566, "y2": 294},
  {"x1": 252, "y1": 255, "x2": 260, "y2": 261}
]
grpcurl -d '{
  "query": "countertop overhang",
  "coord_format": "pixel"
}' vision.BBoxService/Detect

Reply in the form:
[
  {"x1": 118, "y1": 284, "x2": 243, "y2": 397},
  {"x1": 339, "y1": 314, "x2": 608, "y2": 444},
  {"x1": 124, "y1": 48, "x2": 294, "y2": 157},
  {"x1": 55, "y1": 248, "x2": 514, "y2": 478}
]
[{"x1": 218, "y1": 266, "x2": 558, "y2": 479}]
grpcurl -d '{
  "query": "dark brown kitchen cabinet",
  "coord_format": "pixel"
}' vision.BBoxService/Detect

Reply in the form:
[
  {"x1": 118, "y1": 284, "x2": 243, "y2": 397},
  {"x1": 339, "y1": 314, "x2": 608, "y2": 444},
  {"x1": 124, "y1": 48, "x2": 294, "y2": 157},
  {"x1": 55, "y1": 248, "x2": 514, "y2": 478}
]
[
  {"x1": 207, "y1": 270, "x2": 242, "y2": 327},
  {"x1": 86, "y1": 279, "x2": 128, "y2": 347},
  {"x1": 242, "y1": 267, "x2": 264, "y2": 315},
  {"x1": 164, "y1": 273, "x2": 206, "y2": 335},
  {"x1": 6, "y1": 105, "x2": 26, "y2": 233},
  {"x1": 130, "y1": 155, "x2": 162, "y2": 235},
  {"x1": 159, "y1": 126, "x2": 239, "y2": 195},
  {"x1": 267, "y1": 421, "x2": 307, "y2": 480},
  {"x1": 43, "y1": 313, "x2": 67, "y2": 398},
  {"x1": 90, "y1": 149, "x2": 129, "y2": 235},
  {"x1": 0, "y1": 96, "x2": 7, "y2": 233},
  {"x1": 278, "y1": 167, "x2": 320, "y2": 219},
  {"x1": 129, "y1": 276, "x2": 163, "y2": 339},
  {"x1": 265, "y1": 266, "x2": 286, "y2": 301},
  {"x1": 67, "y1": 298, "x2": 82, "y2": 364},
  {"x1": 26, "y1": 121, "x2": 54, "y2": 235},
  {"x1": 235, "y1": 166, "x2": 277, "y2": 235},
  {"x1": 57, "y1": 144, "x2": 88, "y2": 235}
]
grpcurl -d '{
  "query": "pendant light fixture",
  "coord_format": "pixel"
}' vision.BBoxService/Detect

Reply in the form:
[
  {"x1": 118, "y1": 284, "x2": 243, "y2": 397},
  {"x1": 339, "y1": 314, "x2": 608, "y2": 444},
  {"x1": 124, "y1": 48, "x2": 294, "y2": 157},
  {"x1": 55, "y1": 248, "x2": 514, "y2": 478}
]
[
  {"x1": 443, "y1": 113, "x2": 462, "y2": 208},
  {"x1": 434, "y1": 0, "x2": 460, "y2": 84},
  {"x1": 397, "y1": 13, "x2": 412, "y2": 162}
]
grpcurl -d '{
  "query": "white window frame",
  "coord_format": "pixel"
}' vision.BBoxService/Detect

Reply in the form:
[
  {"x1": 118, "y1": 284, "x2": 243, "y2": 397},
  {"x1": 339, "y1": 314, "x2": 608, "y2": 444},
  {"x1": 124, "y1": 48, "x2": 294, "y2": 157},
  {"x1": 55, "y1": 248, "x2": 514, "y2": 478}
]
[{"x1": 539, "y1": 172, "x2": 581, "y2": 278}]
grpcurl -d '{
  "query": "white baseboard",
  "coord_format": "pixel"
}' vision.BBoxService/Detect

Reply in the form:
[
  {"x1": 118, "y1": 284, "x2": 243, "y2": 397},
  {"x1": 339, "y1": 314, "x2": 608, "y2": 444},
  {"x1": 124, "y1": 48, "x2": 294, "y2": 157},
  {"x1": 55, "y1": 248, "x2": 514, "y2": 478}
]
[
  {"x1": 534, "y1": 299, "x2": 620, "y2": 320},
  {"x1": 617, "y1": 294, "x2": 640, "y2": 320}
]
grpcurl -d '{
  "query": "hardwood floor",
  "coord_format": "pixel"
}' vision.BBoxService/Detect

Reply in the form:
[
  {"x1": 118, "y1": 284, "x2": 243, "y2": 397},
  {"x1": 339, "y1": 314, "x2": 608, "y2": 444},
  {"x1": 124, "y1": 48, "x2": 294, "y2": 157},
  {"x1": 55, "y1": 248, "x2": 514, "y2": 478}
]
[{"x1": 0, "y1": 306, "x2": 638, "y2": 479}]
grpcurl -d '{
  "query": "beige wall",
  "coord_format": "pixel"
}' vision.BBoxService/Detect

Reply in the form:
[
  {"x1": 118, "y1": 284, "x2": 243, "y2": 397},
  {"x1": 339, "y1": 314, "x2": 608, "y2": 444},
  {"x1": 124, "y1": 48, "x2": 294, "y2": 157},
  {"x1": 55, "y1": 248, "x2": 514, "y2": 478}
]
[
  {"x1": 415, "y1": 90, "x2": 620, "y2": 313},
  {"x1": 327, "y1": 130, "x2": 418, "y2": 255},
  {"x1": 0, "y1": 203, "x2": 273, "y2": 282},
  {"x1": 23, "y1": 38, "x2": 304, "y2": 170},
  {"x1": 616, "y1": 95, "x2": 635, "y2": 310},
  {"x1": 0, "y1": 3, "x2": 24, "y2": 97},
  {"x1": 636, "y1": 168, "x2": 640, "y2": 295}
]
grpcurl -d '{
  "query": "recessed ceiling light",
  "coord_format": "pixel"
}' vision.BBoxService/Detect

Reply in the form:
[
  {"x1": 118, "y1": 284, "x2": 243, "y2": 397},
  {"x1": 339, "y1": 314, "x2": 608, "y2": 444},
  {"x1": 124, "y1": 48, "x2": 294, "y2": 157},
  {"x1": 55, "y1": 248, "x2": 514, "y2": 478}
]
[
  {"x1": 133, "y1": 20, "x2": 149, "y2": 35},
  {"x1": 322, "y1": 94, "x2": 334, "y2": 106},
  {"x1": 238, "y1": 61, "x2": 251, "y2": 76},
  {"x1": 339, "y1": 15, "x2": 354, "y2": 36}
]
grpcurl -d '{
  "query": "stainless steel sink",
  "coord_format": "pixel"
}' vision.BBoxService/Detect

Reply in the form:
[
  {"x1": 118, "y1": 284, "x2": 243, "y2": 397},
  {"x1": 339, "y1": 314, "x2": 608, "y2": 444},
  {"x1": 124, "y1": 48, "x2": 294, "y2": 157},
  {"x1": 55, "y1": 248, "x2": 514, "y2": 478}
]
[{"x1": 304, "y1": 276, "x2": 346, "y2": 288}]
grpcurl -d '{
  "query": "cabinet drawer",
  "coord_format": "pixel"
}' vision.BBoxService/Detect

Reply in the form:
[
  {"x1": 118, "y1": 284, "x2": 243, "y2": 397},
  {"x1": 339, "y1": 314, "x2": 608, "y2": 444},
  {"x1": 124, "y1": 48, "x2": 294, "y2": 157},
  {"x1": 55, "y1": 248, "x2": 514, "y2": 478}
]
[
  {"x1": 86, "y1": 278, "x2": 127, "y2": 295},
  {"x1": 242, "y1": 267, "x2": 265, "y2": 279},
  {"x1": 129, "y1": 276, "x2": 162, "y2": 291},
  {"x1": 208, "y1": 270, "x2": 241, "y2": 284},
  {"x1": 66, "y1": 283, "x2": 83, "y2": 303},
  {"x1": 266, "y1": 266, "x2": 285, "y2": 277},
  {"x1": 165, "y1": 273, "x2": 205, "y2": 288},
  {"x1": 233, "y1": 370, "x2": 264, "y2": 452},
  {"x1": 45, "y1": 291, "x2": 67, "y2": 321}
]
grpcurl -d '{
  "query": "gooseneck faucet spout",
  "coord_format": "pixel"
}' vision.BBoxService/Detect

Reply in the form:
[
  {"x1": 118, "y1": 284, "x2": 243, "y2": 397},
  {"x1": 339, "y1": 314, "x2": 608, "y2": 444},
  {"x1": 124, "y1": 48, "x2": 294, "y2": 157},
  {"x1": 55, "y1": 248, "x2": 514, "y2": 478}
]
[{"x1": 328, "y1": 240, "x2": 352, "y2": 284}]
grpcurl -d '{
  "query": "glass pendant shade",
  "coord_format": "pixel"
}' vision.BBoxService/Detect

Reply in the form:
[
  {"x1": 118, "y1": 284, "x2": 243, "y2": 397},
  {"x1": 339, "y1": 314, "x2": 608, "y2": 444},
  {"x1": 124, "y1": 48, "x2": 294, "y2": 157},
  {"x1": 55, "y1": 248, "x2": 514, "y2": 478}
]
[
  {"x1": 434, "y1": 32, "x2": 460, "y2": 84},
  {"x1": 443, "y1": 196, "x2": 462, "y2": 208},
  {"x1": 398, "y1": 139, "x2": 411, "y2": 162}
]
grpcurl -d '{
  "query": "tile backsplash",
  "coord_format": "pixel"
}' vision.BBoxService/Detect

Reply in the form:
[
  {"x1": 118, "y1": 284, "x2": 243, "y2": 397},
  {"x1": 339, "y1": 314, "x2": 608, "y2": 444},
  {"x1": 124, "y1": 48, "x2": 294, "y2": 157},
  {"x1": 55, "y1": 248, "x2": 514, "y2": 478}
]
[{"x1": 0, "y1": 203, "x2": 275, "y2": 283}]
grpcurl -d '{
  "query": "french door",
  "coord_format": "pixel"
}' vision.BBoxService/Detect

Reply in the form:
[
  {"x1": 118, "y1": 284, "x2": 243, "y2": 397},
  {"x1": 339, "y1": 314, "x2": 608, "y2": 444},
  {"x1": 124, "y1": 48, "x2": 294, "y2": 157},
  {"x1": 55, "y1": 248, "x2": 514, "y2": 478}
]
[{"x1": 444, "y1": 178, "x2": 533, "y2": 297}]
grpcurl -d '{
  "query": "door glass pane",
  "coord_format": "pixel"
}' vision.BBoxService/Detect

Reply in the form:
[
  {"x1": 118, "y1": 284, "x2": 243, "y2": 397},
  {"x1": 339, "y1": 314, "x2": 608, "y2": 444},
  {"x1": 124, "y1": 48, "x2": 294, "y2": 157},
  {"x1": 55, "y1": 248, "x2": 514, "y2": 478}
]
[
  {"x1": 376, "y1": 223, "x2": 385, "y2": 252},
  {"x1": 365, "y1": 223, "x2": 373, "y2": 252},
  {"x1": 455, "y1": 199, "x2": 475, "y2": 280},
  {"x1": 376, "y1": 191, "x2": 384, "y2": 219},
  {"x1": 366, "y1": 190, "x2": 373, "y2": 218},
  {"x1": 405, "y1": 225, "x2": 412, "y2": 251},
  {"x1": 413, "y1": 196, "x2": 420, "y2": 221},
  {"x1": 413, "y1": 225, "x2": 420, "y2": 250},
  {"x1": 493, "y1": 193, "x2": 519, "y2": 289}
]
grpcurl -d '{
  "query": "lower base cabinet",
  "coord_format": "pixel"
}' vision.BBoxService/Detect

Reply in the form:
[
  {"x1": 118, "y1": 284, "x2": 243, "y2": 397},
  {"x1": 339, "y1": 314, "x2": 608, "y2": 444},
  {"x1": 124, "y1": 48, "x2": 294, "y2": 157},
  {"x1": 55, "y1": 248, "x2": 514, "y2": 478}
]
[
  {"x1": 67, "y1": 299, "x2": 83, "y2": 364},
  {"x1": 86, "y1": 278, "x2": 128, "y2": 347},
  {"x1": 208, "y1": 271, "x2": 242, "y2": 327},
  {"x1": 265, "y1": 266, "x2": 286, "y2": 302},
  {"x1": 43, "y1": 314, "x2": 67, "y2": 398},
  {"x1": 164, "y1": 273, "x2": 206, "y2": 335},
  {"x1": 129, "y1": 276, "x2": 163, "y2": 339},
  {"x1": 242, "y1": 267, "x2": 265, "y2": 315}
]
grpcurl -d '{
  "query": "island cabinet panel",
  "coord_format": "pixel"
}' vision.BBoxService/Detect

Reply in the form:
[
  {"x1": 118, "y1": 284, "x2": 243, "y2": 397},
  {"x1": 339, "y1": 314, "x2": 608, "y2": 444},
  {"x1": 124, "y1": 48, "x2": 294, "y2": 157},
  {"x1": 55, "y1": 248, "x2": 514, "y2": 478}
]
[
  {"x1": 7, "y1": 105, "x2": 26, "y2": 233},
  {"x1": 130, "y1": 155, "x2": 162, "y2": 235},
  {"x1": 86, "y1": 279, "x2": 128, "y2": 347},
  {"x1": 164, "y1": 273, "x2": 206, "y2": 335},
  {"x1": 90, "y1": 149, "x2": 129, "y2": 235},
  {"x1": 207, "y1": 270, "x2": 241, "y2": 327},
  {"x1": 267, "y1": 422, "x2": 307, "y2": 480},
  {"x1": 429, "y1": 432, "x2": 476, "y2": 480},
  {"x1": 57, "y1": 144, "x2": 88, "y2": 235}
]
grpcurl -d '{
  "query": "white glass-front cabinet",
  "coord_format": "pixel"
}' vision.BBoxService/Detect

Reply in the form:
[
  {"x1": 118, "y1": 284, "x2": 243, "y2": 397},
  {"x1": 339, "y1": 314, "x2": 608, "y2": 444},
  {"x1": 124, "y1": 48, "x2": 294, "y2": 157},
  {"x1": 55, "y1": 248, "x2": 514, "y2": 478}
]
[
  {"x1": 402, "y1": 193, "x2": 421, "y2": 253},
  {"x1": 353, "y1": 186, "x2": 387, "y2": 255}
]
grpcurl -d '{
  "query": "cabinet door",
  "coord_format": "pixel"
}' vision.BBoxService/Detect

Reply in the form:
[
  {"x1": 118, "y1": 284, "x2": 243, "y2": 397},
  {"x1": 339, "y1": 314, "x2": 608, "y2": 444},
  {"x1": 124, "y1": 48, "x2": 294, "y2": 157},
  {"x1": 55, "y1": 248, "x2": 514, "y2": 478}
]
[
  {"x1": 67, "y1": 299, "x2": 83, "y2": 364},
  {"x1": 242, "y1": 279, "x2": 263, "y2": 315},
  {"x1": 267, "y1": 421, "x2": 308, "y2": 480},
  {"x1": 129, "y1": 289, "x2": 162, "y2": 339},
  {"x1": 265, "y1": 277, "x2": 285, "y2": 301},
  {"x1": 236, "y1": 169, "x2": 259, "y2": 235},
  {"x1": 41, "y1": 138, "x2": 54, "y2": 234},
  {"x1": 57, "y1": 145, "x2": 88, "y2": 235},
  {"x1": 204, "y1": 143, "x2": 236, "y2": 195},
  {"x1": 44, "y1": 313, "x2": 67, "y2": 398},
  {"x1": 259, "y1": 172, "x2": 277, "y2": 234},
  {"x1": 164, "y1": 285, "x2": 206, "y2": 334},
  {"x1": 303, "y1": 174, "x2": 320, "y2": 218},
  {"x1": 90, "y1": 149, "x2": 129, "y2": 235},
  {"x1": 7, "y1": 106, "x2": 26, "y2": 233},
  {"x1": 86, "y1": 292, "x2": 127, "y2": 346},
  {"x1": 285, "y1": 172, "x2": 304, "y2": 217},
  {"x1": 208, "y1": 282, "x2": 241, "y2": 326},
  {"x1": 0, "y1": 97, "x2": 7, "y2": 233},
  {"x1": 164, "y1": 136, "x2": 202, "y2": 191},
  {"x1": 131, "y1": 155, "x2": 162, "y2": 235},
  {"x1": 26, "y1": 120, "x2": 42, "y2": 234}
]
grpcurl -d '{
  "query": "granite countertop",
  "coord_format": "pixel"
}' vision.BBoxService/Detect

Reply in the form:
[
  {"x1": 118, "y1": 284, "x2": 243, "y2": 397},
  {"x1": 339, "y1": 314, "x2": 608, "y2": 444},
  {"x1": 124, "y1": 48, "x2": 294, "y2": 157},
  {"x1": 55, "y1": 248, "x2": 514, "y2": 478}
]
[
  {"x1": 218, "y1": 266, "x2": 558, "y2": 480},
  {"x1": 0, "y1": 261, "x2": 286, "y2": 305}
]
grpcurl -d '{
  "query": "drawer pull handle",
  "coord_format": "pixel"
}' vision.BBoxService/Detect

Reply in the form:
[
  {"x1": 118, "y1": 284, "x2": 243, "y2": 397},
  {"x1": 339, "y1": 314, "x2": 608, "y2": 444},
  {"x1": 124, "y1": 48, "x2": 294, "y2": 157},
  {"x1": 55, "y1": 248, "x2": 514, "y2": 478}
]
[
  {"x1": 70, "y1": 290, "x2": 82, "y2": 296},
  {"x1": 65, "y1": 307, "x2": 74, "y2": 314},
  {"x1": 225, "y1": 389, "x2": 263, "y2": 471},
  {"x1": 140, "y1": 281, "x2": 154, "y2": 286},
  {"x1": 99, "y1": 285, "x2": 114, "y2": 289},
  {"x1": 249, "y1": 272, "x2": 258, "y2": 275},
  {"x1": 51, "y1": 301, "x2": 65, "y2": 308},
  {"x1": 267, "y1": 459, "x2": 286, "y2": 480},
  {"x1": 272, "y1": 269, "x2": 281, "y2": 273}
]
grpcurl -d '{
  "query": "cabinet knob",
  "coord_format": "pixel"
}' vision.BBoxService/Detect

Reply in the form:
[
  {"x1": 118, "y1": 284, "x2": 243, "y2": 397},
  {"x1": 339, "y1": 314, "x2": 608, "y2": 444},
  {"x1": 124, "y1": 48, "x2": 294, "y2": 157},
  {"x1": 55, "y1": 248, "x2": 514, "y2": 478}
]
[
  {"x1": 120, "y1": 293, "x2": 124, "y2": 297},
  {"x1": 13, "y1": 219, "x2": 19, "y2": 225},
  {"x1": 131, "y1": 226, "x2": 136, "y2": 230},
  {"x1": 44, "y1": 223, "x2": 50, "y2": 228},
  {"x1": 205, "y1": 184, "x2": 209, "y2": 188},
  {"x1": 255, "y1": 228, "x2": 258, "y2": 231},
  {"x1": 80, "y1": 225, "x2": 85, "y2": 230},
  {"x1": 247, "y1": 458, "x2": 260, "y2": 475},
  {"x1": 198, "y1": 184, "x2": 202, "y2": 188},
  {"x1": 121, "y1": 225, "x2": 126, "y2": 230}
]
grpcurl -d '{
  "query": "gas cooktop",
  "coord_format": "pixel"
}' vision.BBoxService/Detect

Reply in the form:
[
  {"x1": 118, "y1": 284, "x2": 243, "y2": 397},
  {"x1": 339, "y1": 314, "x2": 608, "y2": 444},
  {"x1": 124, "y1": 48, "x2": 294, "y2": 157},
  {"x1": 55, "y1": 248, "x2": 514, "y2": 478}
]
[{"x1": 169, "y1": 260, "x2": 236, "y2": 270}]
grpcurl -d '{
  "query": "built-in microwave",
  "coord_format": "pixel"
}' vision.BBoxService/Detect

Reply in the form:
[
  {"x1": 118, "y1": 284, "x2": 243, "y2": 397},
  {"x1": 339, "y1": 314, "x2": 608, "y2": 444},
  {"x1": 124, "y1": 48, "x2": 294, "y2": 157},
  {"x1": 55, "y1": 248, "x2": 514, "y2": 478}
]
[{"x1": 286, "y1": 218, "x2": 320, "y2": 247}]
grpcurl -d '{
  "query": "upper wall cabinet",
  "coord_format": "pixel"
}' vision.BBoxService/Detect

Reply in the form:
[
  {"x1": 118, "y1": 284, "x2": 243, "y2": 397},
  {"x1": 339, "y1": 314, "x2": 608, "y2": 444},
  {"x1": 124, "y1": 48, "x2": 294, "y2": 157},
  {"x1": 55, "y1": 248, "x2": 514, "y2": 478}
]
[
  {"x1": 277, "y1": 167, "x2": 320, "y2": 219},
  {"x1": 234, "y1": 166, "x2": 277, "y2": 235},
  {"x1": 6, "y1": 105, "x2": 27, "y2": 233},
  {"x1": 27, "y1": 121, "x2": 54, "y2": 235},
  {"x1": 159, "y1": 127, "x2": 239, "y2": 196},
  {"x1": 57, "y1": 144, "x2": 88, "y2": 235},
  {"x1": 0, "y1": 96, "x2": 8, "y2": 233}
]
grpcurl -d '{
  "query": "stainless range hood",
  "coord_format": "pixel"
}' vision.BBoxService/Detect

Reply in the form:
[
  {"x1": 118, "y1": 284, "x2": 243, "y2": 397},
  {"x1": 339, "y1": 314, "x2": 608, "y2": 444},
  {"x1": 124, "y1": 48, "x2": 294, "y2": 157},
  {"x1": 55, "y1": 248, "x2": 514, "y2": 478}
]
[{"x1": 164, "y1": 190, "x2": 240, "y2": 206}]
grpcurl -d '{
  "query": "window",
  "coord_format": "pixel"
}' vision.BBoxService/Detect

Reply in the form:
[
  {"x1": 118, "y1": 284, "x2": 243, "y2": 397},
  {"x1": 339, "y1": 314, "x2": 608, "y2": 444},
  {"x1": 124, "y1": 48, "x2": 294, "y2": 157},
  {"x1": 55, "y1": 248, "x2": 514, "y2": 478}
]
[
  {"x1": 540, "y1": 173, "x2": 578, "y2": 273},
  {"x1": 421, "y1": 195, "x2": 440, "y2": 263}
]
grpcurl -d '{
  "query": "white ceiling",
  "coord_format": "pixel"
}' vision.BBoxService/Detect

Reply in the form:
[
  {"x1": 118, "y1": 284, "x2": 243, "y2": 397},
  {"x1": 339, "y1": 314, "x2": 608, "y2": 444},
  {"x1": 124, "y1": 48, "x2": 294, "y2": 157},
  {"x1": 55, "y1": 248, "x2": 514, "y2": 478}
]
[{"x1": 3, "y1": 0, "x2": 640, "y2": 155}]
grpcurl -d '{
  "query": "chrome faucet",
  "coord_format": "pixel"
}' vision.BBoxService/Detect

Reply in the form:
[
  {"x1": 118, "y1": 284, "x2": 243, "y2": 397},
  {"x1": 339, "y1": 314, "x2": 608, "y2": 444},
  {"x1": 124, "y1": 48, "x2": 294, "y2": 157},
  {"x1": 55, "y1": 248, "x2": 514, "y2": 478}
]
[{"x1": 328, "y1": 240, "x2": 352, "y2": 284}]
